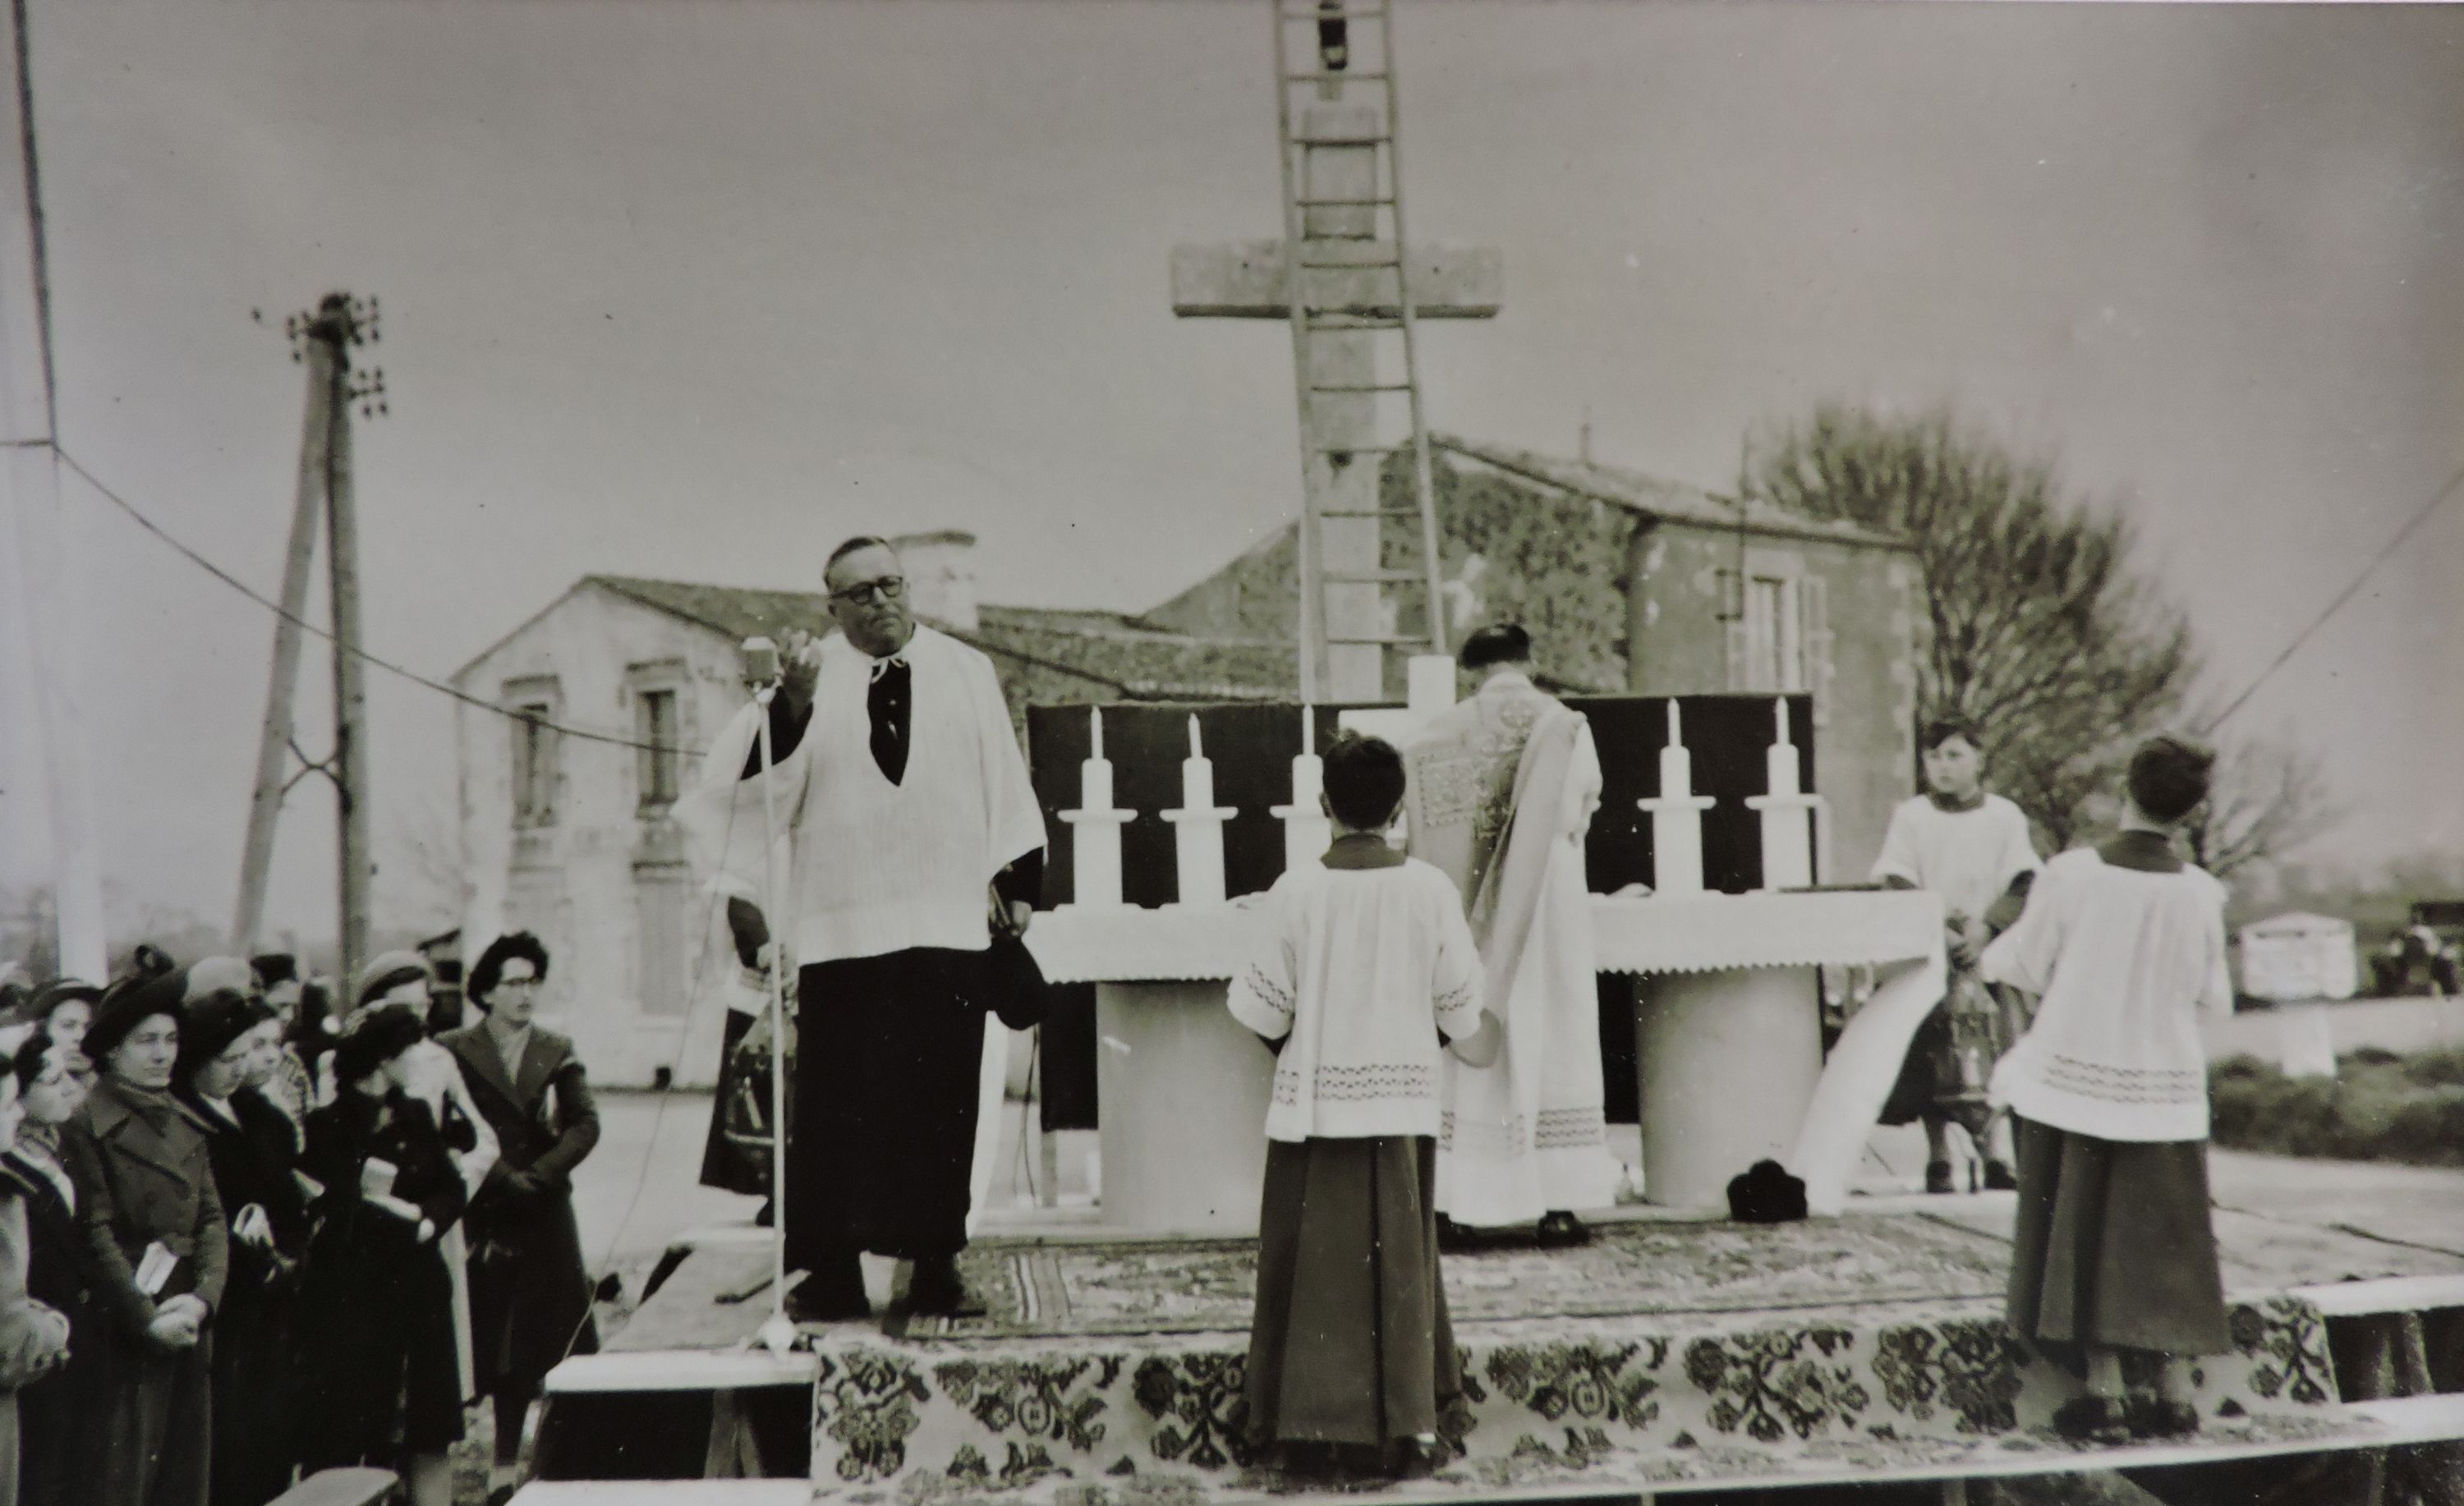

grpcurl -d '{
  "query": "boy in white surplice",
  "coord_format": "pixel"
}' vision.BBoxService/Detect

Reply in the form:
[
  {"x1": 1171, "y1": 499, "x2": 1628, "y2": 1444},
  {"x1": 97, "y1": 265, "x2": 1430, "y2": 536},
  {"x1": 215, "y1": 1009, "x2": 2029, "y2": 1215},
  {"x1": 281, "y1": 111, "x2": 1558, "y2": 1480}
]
[{"x1": 1229, "y1": 735, "x2": 1499, "y2": 1480}]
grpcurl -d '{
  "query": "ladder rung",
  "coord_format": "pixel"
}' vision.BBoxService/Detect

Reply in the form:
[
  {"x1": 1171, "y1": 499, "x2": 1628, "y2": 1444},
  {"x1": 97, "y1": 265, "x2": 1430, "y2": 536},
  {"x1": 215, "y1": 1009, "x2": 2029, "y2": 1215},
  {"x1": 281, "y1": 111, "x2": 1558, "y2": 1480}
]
[
  {"x1": 1306, "y1": 317, "x2": 1404, "y2": 332},
  {"x1": 1321, "y1": 569, "x2": 1425, "y2": 585},
  {"x1": 1295, "y1": 254, "x2": 1403, "y2": 269},
  {"x1": 1326, "y1": 632, "x2": 1429, "y2": 646},
  {"x1": 1311, "y1": 382, "x2": 1414, "y2": 393},
  {"x1": 1281, "y1": 4, "x2": 1388, "y2": 21},
  {"x1": 1284, "y1": 71, "x2": 1391, "y2": 85},
  {"x1": 1318, "y1": 507, "x2": 1421, "y2": 517},
  {"x1": 1294, "y1": 196, "x2": 1396, "y2": 209},
  {"x1": 1310, "y1": 443, "x2": 1404, "y2": 455}
]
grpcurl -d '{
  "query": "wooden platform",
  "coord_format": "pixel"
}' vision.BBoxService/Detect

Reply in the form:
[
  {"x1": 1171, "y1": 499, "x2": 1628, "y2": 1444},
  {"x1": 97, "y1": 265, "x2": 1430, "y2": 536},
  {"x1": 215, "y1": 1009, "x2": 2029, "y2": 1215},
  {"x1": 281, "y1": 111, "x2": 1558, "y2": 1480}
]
[{"x1": 529, "y1": 1185, "x2": 2464, "y2": 1501}]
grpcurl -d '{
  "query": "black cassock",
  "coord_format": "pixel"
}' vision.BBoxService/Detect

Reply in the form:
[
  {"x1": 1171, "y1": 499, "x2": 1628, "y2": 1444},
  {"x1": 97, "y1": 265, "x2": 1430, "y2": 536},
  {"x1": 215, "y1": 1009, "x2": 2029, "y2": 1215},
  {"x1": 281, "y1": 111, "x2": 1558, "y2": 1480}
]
[{"x1": 743, "y1": 664, "x2": 1043, "y2": 1280}]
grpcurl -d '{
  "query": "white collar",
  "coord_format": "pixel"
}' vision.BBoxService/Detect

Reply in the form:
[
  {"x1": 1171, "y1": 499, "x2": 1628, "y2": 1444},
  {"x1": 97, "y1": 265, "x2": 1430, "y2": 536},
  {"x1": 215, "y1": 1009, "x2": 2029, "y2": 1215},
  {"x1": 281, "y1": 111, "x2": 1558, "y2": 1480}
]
[
  {"x1": 1478, "y1": 668, "x2": 1533, "y2": 696},
  {"x1": 857, "y1": 627, "x2": 920, "y2": 681}
]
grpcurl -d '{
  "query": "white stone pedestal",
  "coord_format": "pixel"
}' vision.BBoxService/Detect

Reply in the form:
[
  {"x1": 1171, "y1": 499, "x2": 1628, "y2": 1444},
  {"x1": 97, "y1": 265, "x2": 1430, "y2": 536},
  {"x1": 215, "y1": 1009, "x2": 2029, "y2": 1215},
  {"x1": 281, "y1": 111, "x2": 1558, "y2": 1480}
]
[
  {"x1": 1634, "y1": 966, "x2": 1824, "y2": 1211},
  {"x1": 1093, "y1": 980, "x2": 1274, "y2": 1236}
]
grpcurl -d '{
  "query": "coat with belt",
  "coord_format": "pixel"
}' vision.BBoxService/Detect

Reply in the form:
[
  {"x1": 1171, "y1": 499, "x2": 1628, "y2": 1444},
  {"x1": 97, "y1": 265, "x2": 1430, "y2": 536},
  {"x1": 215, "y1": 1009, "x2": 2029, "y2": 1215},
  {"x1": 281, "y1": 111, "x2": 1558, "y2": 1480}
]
[
  {"x1": 58, "y1": 1080, "x2": 229, "y2": 1348},
  {"x1": 440, "y1": 1022, "x2": 601, "y2": 1394}
]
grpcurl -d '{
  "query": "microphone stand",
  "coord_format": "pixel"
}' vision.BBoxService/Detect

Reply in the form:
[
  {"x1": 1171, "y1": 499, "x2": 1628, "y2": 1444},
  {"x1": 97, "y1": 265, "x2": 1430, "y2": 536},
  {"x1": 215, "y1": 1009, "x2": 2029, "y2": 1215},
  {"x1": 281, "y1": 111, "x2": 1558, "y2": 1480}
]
[{"x1": 751, "y1": 678, "x2": 798, "y2": 1356}]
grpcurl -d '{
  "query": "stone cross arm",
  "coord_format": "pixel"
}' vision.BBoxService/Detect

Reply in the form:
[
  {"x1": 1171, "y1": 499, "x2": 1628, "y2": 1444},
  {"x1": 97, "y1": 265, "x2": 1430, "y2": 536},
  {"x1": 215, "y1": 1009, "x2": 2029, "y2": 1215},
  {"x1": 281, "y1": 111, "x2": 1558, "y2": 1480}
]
[{"x1": 1170, "y1": 240, "x2": 1502, "y2": 319}]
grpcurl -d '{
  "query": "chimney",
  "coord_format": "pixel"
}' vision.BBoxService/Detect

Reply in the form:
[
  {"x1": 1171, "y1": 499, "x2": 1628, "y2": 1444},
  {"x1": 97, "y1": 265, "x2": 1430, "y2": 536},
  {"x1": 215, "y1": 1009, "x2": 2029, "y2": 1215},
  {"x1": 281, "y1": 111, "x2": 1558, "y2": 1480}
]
[{"x1": 890, "y1": 529, "x2": 980, "y2": 630}]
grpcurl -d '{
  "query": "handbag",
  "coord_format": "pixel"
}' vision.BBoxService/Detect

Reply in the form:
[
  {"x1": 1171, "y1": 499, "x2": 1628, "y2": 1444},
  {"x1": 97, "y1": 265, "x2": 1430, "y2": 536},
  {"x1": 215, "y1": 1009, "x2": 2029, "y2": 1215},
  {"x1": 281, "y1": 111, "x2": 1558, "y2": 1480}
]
[{"x1": 982, "y1": 931, "x2": 1050, "y2": 1031}]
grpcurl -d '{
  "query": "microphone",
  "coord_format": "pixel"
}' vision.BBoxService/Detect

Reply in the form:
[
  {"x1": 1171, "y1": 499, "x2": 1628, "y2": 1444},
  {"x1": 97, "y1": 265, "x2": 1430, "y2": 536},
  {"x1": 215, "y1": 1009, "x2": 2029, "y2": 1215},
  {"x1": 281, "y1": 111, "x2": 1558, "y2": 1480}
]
[{"x1": 742, "y1": 636, "x2": 781, "y2": 690}]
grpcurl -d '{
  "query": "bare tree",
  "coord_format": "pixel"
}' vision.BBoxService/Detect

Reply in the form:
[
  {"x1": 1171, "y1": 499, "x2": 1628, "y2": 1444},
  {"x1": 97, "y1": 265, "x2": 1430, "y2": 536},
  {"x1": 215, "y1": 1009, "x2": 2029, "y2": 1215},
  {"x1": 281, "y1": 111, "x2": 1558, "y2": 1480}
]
[
  {"x1": 379, "y1": 791, "x2": 466, "y2": 934},
  {"x1": 1741, "y1": 403, "x2": 2198, "y2": 847},
  {"x1": 2185, "y1": 733, "x2": 2341, "y2": 880}
]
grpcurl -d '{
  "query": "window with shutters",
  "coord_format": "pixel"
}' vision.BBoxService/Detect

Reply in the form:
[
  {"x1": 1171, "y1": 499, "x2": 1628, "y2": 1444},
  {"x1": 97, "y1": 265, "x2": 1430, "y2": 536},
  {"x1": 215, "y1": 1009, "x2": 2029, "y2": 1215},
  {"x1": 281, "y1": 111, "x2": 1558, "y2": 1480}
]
[
  {"x1": 637, "y1": 689, "x2": 680, "y2": 809},
  {"x1": 1725, "y1": 553, "x2": 1834, "y2": 719},
  {"x1": 1744, "y1": 575, "x2": 1802, "y2": 693}
]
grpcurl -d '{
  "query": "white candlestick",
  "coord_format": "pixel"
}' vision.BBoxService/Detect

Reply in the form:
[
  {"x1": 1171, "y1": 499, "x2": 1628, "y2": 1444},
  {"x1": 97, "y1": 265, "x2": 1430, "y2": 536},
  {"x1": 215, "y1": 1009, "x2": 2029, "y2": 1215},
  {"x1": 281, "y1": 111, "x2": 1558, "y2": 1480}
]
[
  {"x1": 1272, "y1": 751, "x2": 1331, "y2": 874},
  {"x1": 1745, "y1": 698, "x2": 1822, "y2": 892},
  {"x1": 1058, "y1": 705, "x2": 1133, "y2": 909},
  {"x1": 1301, "y1": 705, "x2": 1314, "y2": 758},
  {"x1": 1638, "y1": 698, "x2": 1715, "y2": 896},
  {"x1": 1163, "y1": 714, "x2": 1236, "y2": 906},
  {"x1": 1407, "y1": 654, "x2": 1456, "y2": 717}
]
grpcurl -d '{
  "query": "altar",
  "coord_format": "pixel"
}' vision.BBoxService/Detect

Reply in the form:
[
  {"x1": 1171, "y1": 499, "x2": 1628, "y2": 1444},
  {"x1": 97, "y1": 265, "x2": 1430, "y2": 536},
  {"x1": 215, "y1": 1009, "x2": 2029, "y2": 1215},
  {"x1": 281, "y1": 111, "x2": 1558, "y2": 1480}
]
[{"x1": 1025, "y1": 885, "x2": 1946, "y2": 1230}]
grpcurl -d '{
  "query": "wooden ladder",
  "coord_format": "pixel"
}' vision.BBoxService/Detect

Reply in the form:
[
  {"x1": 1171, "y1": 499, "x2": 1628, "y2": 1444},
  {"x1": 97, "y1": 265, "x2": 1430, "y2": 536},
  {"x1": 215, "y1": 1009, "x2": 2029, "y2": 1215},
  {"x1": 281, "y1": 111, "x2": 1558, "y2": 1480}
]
[{"x1": 1271, "y1": 0, "x2": 1449, "y2": 702}]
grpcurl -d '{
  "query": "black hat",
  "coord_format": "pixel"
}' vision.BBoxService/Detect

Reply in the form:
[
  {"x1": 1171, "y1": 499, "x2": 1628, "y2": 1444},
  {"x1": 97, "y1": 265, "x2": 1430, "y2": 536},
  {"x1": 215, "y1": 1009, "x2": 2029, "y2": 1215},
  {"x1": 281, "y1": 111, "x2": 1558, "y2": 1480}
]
[
  {"x1": 85, "y1": 970, "x2": 189, "y2": 1065},
  {"x1": 250, "y1": 953, "x2": 299, "y2": 990},
  {"x1": 333, "y1": 1007, "x2": 427, "y2": 1086},
  {"x1": 177, "y1": 989, "x2": 274, "y2": 1085}
]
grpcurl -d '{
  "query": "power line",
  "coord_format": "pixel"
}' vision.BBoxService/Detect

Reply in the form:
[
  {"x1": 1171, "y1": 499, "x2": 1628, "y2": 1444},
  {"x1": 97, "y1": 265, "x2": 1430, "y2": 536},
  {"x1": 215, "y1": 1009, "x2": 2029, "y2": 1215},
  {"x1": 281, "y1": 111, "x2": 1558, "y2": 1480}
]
[
  {"x1": 53, "y1": 444, "x2": 1221, "y2": 762},
  {"x1": 2202, "y1": 457, "x2": 2464, "y2": 736},
  {"x1": 54, "y1": 445, "x2": 686, "y2": 756}
]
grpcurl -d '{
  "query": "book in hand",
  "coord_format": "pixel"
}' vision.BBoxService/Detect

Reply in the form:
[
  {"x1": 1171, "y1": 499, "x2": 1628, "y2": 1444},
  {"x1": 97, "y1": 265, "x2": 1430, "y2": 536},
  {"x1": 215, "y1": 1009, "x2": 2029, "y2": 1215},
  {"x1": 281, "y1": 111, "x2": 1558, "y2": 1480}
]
[
  {"x1": 133, "y1": 1241, "x2": 181, "y2": 1297},
  {"x1": 361, "y1": 1157, "x2": 399, "y2": 1200}
]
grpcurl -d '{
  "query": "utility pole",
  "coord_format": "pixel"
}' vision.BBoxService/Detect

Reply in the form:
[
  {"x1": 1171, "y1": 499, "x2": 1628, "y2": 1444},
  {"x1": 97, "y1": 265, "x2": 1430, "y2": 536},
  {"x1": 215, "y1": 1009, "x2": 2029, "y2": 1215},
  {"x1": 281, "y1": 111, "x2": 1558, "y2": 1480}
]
[
  {"x1": 232, "y1": 293, "x2": 385, "y2": 986},
  {"x1": 2, "y1": 0, "x2": 106, "y2": 981}
]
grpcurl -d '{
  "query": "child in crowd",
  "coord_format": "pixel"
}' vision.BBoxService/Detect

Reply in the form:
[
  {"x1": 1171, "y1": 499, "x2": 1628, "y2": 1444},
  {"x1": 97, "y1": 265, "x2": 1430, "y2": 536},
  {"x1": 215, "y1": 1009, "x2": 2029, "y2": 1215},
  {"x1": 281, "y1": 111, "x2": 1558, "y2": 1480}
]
[
  {"x1": 1228, "y1": 735, "x2": 1501, "y2": 1480},
  {"x1": 1872, "y1": 719, "x2": 2043, "y2": 1191},
  {"x1": 1981, "y1": 735, "x2": 2235, "y2": 1443}
]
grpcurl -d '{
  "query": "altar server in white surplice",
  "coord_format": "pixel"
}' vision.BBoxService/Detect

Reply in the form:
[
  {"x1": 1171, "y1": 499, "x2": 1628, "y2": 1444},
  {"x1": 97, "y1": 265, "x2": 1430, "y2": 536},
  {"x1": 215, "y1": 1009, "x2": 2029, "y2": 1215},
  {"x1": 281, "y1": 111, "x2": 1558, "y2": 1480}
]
[
  {"x1": 674, "y1": 535, "x2": 1046, "y2": 1325},
  {"x1": 1400, "y1": 624, "x2": 1618, "y2": 1246}
]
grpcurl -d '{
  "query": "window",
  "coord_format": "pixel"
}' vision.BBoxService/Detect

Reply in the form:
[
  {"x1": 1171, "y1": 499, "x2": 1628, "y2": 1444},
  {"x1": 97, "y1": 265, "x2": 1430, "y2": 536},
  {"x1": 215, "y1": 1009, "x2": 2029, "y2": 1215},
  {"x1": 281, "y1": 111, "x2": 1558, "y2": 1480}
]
[
  {"x1": 512, "y1": 704, "x2": 560, "y2": 828},
  {"x1": 637, "y1": 689, "x2": 680, "y2": 808},
  {"x1": 1743, "y1": 575, "x2": 1804, "y2": 693},
  {"x1": 1723, "y1": 558, "x2": 1833, "y2": 720}
]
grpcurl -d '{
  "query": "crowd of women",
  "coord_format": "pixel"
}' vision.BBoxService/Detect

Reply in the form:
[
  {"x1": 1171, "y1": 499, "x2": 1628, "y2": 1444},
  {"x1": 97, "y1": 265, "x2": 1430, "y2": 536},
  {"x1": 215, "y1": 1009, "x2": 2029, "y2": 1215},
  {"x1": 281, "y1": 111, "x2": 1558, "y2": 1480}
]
[{"x1": 0, "y1": 932, "x2": 603, "y2": 1506}]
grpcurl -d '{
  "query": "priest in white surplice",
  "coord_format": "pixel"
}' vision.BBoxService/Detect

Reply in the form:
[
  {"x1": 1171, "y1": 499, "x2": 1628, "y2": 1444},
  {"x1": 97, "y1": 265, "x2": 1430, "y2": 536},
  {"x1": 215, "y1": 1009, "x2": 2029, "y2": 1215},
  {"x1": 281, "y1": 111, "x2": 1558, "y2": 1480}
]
[
  {"x1": 674, "y1": 535, "x2": 1046, "y2": 1322},
  {"x1": 1400, "y1": 624, "x2": 1618, "y2": 1247}
]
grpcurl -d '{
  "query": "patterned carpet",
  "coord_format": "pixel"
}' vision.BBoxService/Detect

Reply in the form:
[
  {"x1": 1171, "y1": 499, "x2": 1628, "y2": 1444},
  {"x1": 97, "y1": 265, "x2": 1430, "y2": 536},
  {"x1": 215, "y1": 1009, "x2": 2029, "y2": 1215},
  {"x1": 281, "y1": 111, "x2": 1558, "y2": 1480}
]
[
  {"x1": 909, "y1": 1214, "x2": 2012, "y2": 1340},
  {"x1": 808, "y1": 1293, "x2": 2347, "y2": 1501}
]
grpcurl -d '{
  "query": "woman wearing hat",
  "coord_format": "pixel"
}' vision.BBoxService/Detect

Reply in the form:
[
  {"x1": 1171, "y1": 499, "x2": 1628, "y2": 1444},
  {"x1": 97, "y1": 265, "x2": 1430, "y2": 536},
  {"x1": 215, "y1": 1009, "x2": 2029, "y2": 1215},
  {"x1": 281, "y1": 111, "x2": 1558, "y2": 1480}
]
[
  {"x1": 0, "y1": 1029, "x2": 77, "y2": 1506},
  {"x1": 178, "y1": 991, "x2": 310, "y2": 1506},
  {"x1": 348, "y1": 952, "x2": 499, "y2": 1412},
  {"x1": 442, "y1": 932, "x2": 602, "y2": 1503},
  {"x1": 11, "y1": 1032, "x2": 94, "y2": 1506},
  {"x1": 296, "y1": 1007, "x2": 472, "y2": 1506},
  {"x1": 56, "y1": 970, "x2": 228, "y2": 1506},
  {"x1": 30, "y1": 980, "x2": 100, "y2": 1057}
]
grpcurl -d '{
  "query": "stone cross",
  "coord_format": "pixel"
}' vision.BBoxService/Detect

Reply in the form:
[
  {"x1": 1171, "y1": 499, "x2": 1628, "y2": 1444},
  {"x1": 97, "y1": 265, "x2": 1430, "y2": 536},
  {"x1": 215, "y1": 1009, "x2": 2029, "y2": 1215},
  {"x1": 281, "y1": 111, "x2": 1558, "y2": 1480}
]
[{"x1": 1171, "y1": 99, "x2": 1501, "y2": 704}]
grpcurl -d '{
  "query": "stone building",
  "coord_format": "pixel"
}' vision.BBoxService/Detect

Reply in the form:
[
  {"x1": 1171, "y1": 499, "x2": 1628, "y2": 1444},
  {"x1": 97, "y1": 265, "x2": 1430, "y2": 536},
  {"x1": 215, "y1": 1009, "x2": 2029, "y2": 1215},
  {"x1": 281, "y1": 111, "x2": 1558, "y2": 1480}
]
[
  {"x1": 448, "y1": 531, "x2": 1290, "y2": 1086},
  {"x1": 1142, "y1": 435, "x2": 1924, "y2": 878}
]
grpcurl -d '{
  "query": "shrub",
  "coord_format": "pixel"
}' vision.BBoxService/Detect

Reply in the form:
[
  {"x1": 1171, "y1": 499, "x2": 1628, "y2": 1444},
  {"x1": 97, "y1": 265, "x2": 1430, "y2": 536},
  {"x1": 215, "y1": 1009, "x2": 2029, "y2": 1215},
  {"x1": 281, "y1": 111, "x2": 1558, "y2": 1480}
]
[{"x1": 2207, "y1": 1049, "x2": 2464, "y2": 1167}]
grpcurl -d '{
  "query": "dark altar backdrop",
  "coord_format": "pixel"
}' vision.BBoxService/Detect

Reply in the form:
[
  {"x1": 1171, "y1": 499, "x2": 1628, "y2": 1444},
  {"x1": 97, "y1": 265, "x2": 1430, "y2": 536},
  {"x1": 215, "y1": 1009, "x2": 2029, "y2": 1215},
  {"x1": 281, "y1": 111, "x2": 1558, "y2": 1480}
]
[{"x1": 1025, "y1": 696, "x2": 1816, "y2": 1132}]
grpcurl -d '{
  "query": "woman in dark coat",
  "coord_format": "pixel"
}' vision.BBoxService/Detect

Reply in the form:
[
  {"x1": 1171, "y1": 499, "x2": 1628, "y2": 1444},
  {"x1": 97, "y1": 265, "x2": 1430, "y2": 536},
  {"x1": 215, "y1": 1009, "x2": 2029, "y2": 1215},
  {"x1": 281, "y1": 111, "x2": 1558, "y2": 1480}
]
[
  {"x1": 177, "y1": 990, "x2": 312, "y2": 1506},
  {"x1": 1, "y1": 1034, "x2": 78, "y2": 1506},
  {"x1": 57, "y1": 971, "x2": 228, "y2": 1506},
  {"x1": 297, "y1": 1007, "x2": 471, "y2": 1506},
  {"x1": 11, "y1": 1031, "x2": 97, "y2": 1506},
  {"x1": 440, "y1": 932, "x2": 601, "y2": 1500}
]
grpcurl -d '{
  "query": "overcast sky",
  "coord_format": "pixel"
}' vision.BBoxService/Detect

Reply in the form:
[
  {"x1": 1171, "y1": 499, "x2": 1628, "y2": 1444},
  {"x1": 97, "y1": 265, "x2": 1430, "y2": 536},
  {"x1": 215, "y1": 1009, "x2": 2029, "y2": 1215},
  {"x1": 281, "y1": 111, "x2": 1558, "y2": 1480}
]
[{"x1": 2, "y1": 0, "x2": 2458, "y2": 942}]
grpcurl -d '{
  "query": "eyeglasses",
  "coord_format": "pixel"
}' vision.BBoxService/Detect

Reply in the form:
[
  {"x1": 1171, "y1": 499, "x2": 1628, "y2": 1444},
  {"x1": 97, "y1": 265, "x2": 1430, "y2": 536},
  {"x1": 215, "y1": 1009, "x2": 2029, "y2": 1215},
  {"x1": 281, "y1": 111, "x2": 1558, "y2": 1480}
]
[{"x1": 829, "y1": 576, "x2": 907, "y2": 607}]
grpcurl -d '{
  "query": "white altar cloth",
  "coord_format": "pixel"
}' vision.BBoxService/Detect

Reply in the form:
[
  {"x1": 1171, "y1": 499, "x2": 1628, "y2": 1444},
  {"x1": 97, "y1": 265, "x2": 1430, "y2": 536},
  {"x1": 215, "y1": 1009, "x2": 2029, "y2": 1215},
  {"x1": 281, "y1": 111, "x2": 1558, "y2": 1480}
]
[{"x1": 1026, "y1": 888, "x2": 1947, "y2": 1217}]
